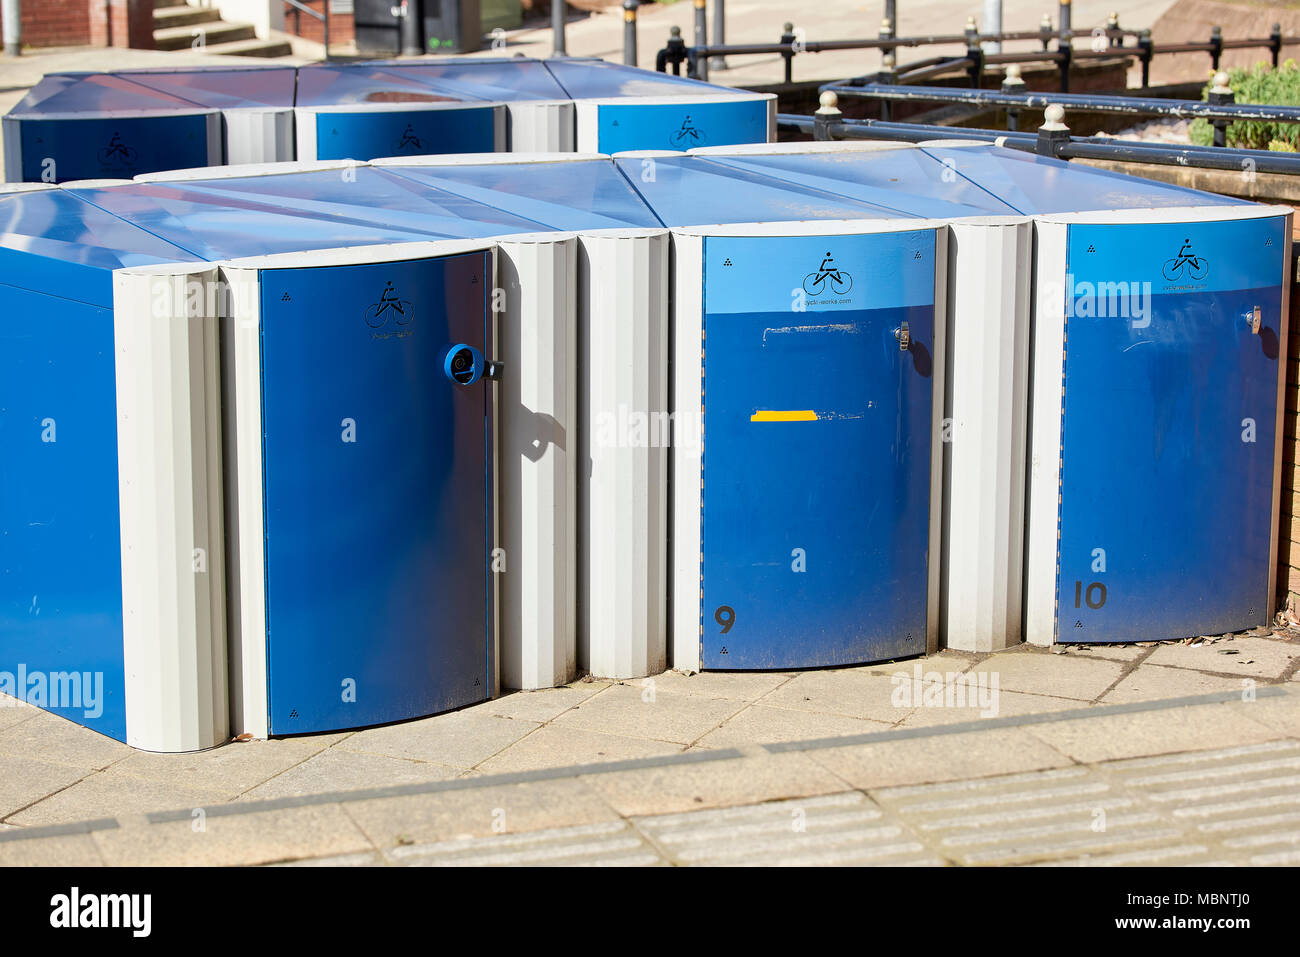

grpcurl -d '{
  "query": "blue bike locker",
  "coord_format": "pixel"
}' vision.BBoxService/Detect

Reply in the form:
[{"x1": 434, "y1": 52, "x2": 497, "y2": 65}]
[
  {"x1": 669, "y1": 222, "x2": 945, "y2": 670},
  {"x1": 542, "y1": 58, "x2": 774, "y2": 153},
  {"x1": 0, "y1": 184, "x2": 231, "y2": 752},
  {"x1": 1026, "y1": 206, "x2": 1292, "y2": 645},
  {"x1": 3, "y1": 73, "x2": 221, "y2": 183},
  {"x1": 221, "y1": 244, "x2": 497, "y2": 736},
  {"x1": 293, "y1": 65, "x2": 505, "y2": 161}
]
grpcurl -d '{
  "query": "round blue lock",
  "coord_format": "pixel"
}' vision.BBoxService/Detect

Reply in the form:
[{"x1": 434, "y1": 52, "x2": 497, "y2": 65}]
[{"x1": 444, "y1": 343, "x2": 486, "y2": 385}]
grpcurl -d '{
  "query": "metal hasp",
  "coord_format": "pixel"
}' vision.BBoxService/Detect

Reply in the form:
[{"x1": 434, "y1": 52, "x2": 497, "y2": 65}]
[{"x1": 895, "y1": 319, "x2": 910, "y2": 351}]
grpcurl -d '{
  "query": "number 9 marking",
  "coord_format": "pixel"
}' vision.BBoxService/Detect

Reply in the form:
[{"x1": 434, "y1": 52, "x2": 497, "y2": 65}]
[{"x1": 714, "y1": 605, "x2": 735, "y2": 634}]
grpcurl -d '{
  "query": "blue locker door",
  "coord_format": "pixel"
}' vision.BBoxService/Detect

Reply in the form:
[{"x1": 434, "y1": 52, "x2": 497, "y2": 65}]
[
  {"x1": 19, "y1": 115, "x2": 211, "y2": 182},
  {"x1": 313, "y1": 107, "x2": 498, "y2": 161},
  {"x1": 594, "y1": 99, "x2": 769, "y2": 153},
  {"x1": 259, "y1": 252, "x2": 493, "y2": 734},
  {"x1": 1057, "y1": 217, "x2": 1286, "y2": 643},
  {"x1": 699, "y1": 232, "x2": 936, "y2": 670}
]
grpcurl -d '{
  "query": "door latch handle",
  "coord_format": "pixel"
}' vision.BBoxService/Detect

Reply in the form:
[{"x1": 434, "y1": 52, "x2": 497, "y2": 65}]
[
  {"x1": 1252, "y1": 306, "x2": 1262, "y2": 335},
  {"x1": 485, "y1": 360, "x2": 504, "y2": 381},
  {"x1": 894, "y1": 321, "x2": 910, "y2": 352}
]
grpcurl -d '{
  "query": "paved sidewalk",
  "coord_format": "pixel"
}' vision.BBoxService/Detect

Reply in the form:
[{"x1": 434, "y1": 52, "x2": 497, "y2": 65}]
[{"x1": 0, "y1": 632, "x2": 1297, "y2": 865}]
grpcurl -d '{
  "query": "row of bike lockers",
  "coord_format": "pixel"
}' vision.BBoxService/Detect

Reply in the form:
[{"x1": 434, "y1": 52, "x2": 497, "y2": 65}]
[
  {"x1": 0, "y1": 144, "x2": 1288, "y2": 751},
  {"x1": 2, "y1": 59, "x2": 775, "y2": 182}
]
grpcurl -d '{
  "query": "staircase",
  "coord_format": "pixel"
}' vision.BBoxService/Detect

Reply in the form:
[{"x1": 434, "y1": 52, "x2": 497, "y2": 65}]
[{"x1": 153, "y1": 2, "x2": 294, "y2": 57}]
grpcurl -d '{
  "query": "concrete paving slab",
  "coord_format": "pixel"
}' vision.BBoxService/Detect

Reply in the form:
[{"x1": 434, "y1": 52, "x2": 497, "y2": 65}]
[
  {"x1": 110, "y1": 734, "x2": 348, "y2": 799},
  {"x1": 345, "y1": 778, "x2": 620, "y2": 848},
  {"x1": 475, "y1": 723, "x2": 683, "y2": 774},
  {"x1": 0, "y1": 697, "x2": 41, "y2": 734},
  {"x1": 485, "y1": 681, "x2": 611, "y2": 723},
  {"x1": 7, "y1": 768, "x2": 230, "y2": 828},
  {"x1": 580, "y1": 751, "x2": 850, "y2": 816},
  {"x1": 693, "y1": 702, "x2": 892, "y2": 748},
  {"x1": 551, "y1": 683, "x2": 746, "y2": 745},
  {"x1": 807, "y1": 726, "x2": 1073, "y2": 790},
  {"x1": 636, "y1": 670, "x2": 794, "y2": 701},
  {"x1": 758, "y1": 668, "x2": 921, "y2": 724},
  {"x1": 965, "y1": 649, "x2": 1128, "y2": 701},
  {"x1": 0, "y1": 832, "x2": 105, "y2": 866},
  {"x1": 386, "y1": 820, "x2": 664, "y2": 866},
  {"x1": 0, "y1": 755, "x2": 89, "y2": 819},
  {"x1": 1231, "y1": 694, "x2": 1300, "y2": 737},
  {"x1": 238, "y1": 748, "x2": 465, "y2": 802},
  {"x1": 0, "y1": 710, "x2": 132, "y2": 771},
  {"x1": 1053, "y1": 644, "x2": 1153, "y2": 663},
  {"x1": 92, "y1": 803, "x2": 373, "y2": 867},
  {"x1": 897, "y1": 689, "x2": 1085, "y2": 727},
  {"x1": 1144, "y1": 635, "x2": 1300, "y2": 679},
  {"x1": 1024, "y1": 701, "x2": 1283, "y2": 763},
  {"x1": 339, "y1": 710, "x2": 540, "y2": 769},
  {"x1": 1102, "y1": 662, "x2": 1249, "y2": 704}
]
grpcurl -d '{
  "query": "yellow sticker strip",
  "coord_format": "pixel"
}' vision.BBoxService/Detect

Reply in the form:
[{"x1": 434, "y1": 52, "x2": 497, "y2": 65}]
[{"x1": 750, "y1": 410, "x2": 818, "y2": 422}]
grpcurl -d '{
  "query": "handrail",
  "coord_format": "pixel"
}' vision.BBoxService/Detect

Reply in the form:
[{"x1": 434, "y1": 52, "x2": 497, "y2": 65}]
[{"x1": 284, "y1": 0, "x2": 331, "y2": 61}]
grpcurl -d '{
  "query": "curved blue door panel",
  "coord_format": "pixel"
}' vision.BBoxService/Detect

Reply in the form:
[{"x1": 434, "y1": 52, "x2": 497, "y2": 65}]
[
  {"x1": 259, "y1": 252, "x2": 492, "y2": 733},
  {"x1": 594, "y1": 99, "x2": 768, "y2": 154},
  {"x1": 0, "y1": 286, "x2": 126, "y2": 739},
  {"x1": 1057, "y1": 217, "x2": 1286, "y2": 642},
  {"x1": 18, "y1": 114, "x2": 211, "y2": 183},
  {"x1": 699, "y1": 232, "x2": 935, "y2": 669},
  {"x1": 312, "y1": 107, "x2": 497, "y2": 161}
]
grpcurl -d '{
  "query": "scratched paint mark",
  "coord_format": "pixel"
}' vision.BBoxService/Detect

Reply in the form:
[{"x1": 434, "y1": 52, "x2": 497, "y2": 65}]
[
  {"x1": 761, "y1": 323, "x2": 859, "y2": 345},
  {"x1": 751, "y1": 410, "x2": 817, "y2": 422}
]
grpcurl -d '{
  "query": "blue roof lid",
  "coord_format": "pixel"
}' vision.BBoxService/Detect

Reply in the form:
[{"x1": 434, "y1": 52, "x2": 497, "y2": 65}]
[
  {"x1": 294, "y1": 64, "x2": 486, "y2": 107},
  {"x1": 918, "y1": 142, "x2": 1246, "y2": 214},
  {"x1": 65, "y1": 170, "x2": 545, "y2": 260},
  {"x1": 542, "y1": 58, "x2": 740, "y2": 99},
  {"x1": 611, "y1": 154, "x2": 914, "y2": 226},
  {"x1": 693, "y1": 146, "x2": 1021, "y2": 217},
  {"x1": 375, "y1": 158, "x2": 662, "y2": 230},
  {"x1": 7, "y1": 73, "x2": 211, "y2": 117},
  {"x1": 114, "y1": 66, "x2": 299, "y2": 109},
  {"x1": 0, "y1": 188, "x2": 199, "y2": 305},
  {"x1": 364, "y1": 58, "x2": 571, "y2": 101}
]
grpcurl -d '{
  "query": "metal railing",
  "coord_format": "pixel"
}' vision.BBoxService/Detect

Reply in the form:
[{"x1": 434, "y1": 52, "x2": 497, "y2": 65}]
[
  {"x1": 657, "y1": 12, "x2": 1296, "y2": 89},
  {"x1": 285, "y1": 0, "x2": 331, "y2": 61},
  {"x1": 787, "y1": 92, "x2": 1300, "y2": 176}
]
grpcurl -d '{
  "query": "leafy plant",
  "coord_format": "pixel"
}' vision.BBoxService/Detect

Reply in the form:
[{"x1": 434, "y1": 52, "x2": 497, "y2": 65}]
[{"x1": 1188, "y1": 59, "x2": 1300, "y2": 151}]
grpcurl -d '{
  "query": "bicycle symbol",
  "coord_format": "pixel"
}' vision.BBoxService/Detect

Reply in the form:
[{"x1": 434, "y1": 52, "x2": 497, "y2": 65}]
[
  {"x1": 802, "y1": 253, "x2": 853, "y2": 296},
  {"x1": 97, "y1": 132, "x2": 139, "y2": 167},
  {"x1": 365, "y1": 281, "x2": 414, "y2": 328},
  {"x1": 396, "y1": 124, "x2": 424, "y2": 152},
  {"x1": 668, "y1": 115, "x2": 706, "y2": 148},
  {"x1": 1161, "y1": 239, "x2": 1209, "y2": 281}
]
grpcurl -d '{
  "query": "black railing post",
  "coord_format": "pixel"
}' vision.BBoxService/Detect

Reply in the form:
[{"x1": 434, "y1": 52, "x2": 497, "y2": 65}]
[
  {"x1": 1208, "y1": 71, "x2": 1234, "y2": 147},
  {"x1": 780, "y1": 21, "x2": 796, "y2": 84},
  {"x1": 712, "y1": 0, "x2": 727, "y2": 70},
  {"x1": 666, "y1": 26, "x2": 685, "y2": 75},
  {"x1": 1271, "y1": 22, "x2": 1283, "y2": 68},
  {"x1": 553, "y1": 0, "x2": 568, "y2": 56},
  {"x1": 692, "y1": 0, "x2": 709, "y2": 80},
  {"x1": 881, "y1": 18, "x2": 897, "y2": 75},
  {"x1": 1037, "y1": 103, "x2": 1070, "y2": 157},
  {"x1": 966, "y1": 18, "x2": 985, "y2": 89},
  {"x1": 1210, "y1": 25, "x2": 1223, "y2": 71},
  {"x1": 1040, "y1": 13, "x2": 1053, "y2": 51},
  {"x1": 1058, "y1": 39, "x2": 1072, "y2": 93},
  {"x1": 623, "y1": 0, "x2": 638, "y2": 66},
  {"x1": 1107, "y1": 11, "x2": 1120, "y2": 48},
  {"x1": 1138, "y1": 29, "x2": 1152, "y2": 88},
  {"x1": 1058, "y1": 0, "x2": 1071, "y2": 41},
  {"x1": 1002, "y1": 63, "x2": 1026, "y2": 132},
  {"x1": 813, "y1": 90, "x2": 842, "y2": 141}
]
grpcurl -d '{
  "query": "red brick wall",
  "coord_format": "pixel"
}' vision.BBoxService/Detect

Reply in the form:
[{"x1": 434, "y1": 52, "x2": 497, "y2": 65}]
[
  {"x1": 0, "y1": 0, "x2": 93, "y2": 48},
  {"x1": 88, "y1": 0, "x2": 154, "y2": 50},
  {"x1": 283, "y1": 2, "x2": 354, "y2": 44}
]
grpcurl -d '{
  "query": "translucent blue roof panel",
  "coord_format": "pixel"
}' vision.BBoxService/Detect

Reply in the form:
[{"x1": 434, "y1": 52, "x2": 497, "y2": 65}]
[
  {"x1": 0, "y1": 188, "x2": 199, "y2": 305},
  {"x1": 115, "y1": 66, "x2": 299, "y2": 109},
  {"x1": 611, "y1": 154, "x2": 914, "y2": 226},
  {"x1": 294, "y1": 64, "x2": 487, "y2": 107},
  {"x1": 919, "y1": 143, "x2": 1247, "y2": 214},
  {"x1": 7, "y1": 73, "x2": 209, "y2": 117},
  {"x1": 365, "y1": 58, "x2": 571, "y2": 101},
  {"x1": 696, "y1": 147, "x2": 1021, "y2": 217},
  {"x1": 375, "y1": 159, "x2": 662, "y2": 230},
  {"x1": 543, "y1": 58, "x2": 739, "y2": 99}
]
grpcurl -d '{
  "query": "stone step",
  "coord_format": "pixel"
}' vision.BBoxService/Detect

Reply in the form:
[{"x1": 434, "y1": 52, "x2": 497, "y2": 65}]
[
  {"x1": 152, "y1": 5, "x2": 224, "y2": 29},
  {"x1": 203, "y1": 37, "x2": 296, "y2": 58},
  {"x1": 153, "y1": 20, "x2": 258, "y2": 51}
]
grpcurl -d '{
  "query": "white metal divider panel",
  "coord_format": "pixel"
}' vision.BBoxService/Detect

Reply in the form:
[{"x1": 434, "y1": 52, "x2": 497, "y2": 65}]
[
  {"x1": 497, "y1": 233, "x2": 579, "y2": 690},
  {"x1": 504, "y1": 101, "x2": 576, "y2": 153},
  {"x1": 577, "y1": 229, "x2": 671, "y2": 679},
  {"x1": 112, "y1": 264, "x2": 229, "y2": 752},
  {"x1": 222, "y1": 108, "x2": 296, "y2": 166},
  {"x1": 941, "y1": 218, "x2": 1034, "y2": 652}
]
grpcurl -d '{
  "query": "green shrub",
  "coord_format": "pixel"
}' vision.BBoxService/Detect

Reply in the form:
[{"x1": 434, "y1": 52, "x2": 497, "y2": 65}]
[{"x1": 1188, "y1": 59, "x2": 1300, "y2": 151}]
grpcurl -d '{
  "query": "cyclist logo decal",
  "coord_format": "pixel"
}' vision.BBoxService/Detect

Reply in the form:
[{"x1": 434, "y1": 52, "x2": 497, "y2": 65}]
[
  {"x1": 97, "y1": 131, "x2": 139, "y2": 169},
  {"x1": 365, "y1": 281, "x2": 415, "y2": 337},
  {"x1": 668, "y1": 115, "x2": 707, "y2": 148},
  {"x1": 395, "y1": 124, "x2": 425, "y2": 153},
  {"x1": 1162, "y1": 238, "x2": 1209, "y2": 282},
  {"x1": 802, "y1": 251, "x2": 853, "y2": 297}
]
